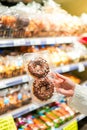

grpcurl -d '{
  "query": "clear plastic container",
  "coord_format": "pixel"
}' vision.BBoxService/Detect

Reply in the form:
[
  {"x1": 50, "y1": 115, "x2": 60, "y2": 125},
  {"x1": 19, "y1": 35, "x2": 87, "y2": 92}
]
[
  {"x1": 23, "y1": 50, "x2": 54, "y2": 78},
  {"x1": 23, "y1": 51, "x2": 59, "y2": 105}
]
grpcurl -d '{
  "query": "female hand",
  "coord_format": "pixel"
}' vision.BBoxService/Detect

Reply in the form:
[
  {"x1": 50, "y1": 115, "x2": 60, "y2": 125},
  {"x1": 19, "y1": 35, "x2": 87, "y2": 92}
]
[{"x1": 50, "y1": 73, "x2": 76, "y2": 97}]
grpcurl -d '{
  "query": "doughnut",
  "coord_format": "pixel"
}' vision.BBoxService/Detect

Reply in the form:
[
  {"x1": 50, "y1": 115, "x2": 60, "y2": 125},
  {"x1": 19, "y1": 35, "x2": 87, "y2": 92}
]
[
  {"x1": 28, "y1": 57, "x2": 49, "y2": 78},
  {"x1": 33, "y1": 77, "x2": 54, "y2": 101}
]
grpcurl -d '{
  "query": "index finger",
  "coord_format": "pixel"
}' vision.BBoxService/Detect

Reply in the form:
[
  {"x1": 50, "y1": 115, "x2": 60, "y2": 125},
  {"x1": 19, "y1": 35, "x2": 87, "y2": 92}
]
[{"x1": 56, "y1": 73, "x2": 66, "y2": 82}]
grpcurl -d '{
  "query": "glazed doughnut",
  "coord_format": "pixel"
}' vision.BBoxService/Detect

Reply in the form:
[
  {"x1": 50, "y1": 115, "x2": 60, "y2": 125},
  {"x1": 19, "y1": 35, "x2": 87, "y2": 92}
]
[
  {"x1": 33, "y1": 77, "x2": 54, "y2": 101},
  {"x1": 28, "y1": 57, "x2": 49, "y2": 78}
]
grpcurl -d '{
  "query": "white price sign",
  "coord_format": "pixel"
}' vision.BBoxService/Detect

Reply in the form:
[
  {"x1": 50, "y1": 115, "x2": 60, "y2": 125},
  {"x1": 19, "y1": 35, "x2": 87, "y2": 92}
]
[
  {"x1": 61, "y1": 65, "x2": 70, "y2": 73},
  {"x1": 0, "y1": 82, "x2": 6, "y2": 89},
  {"x1": 14, "y1": 39, "x2": 25, "y2": 46},
  {"x1": 22, "y1": 75, "x2": 29, "y2": 82},
  {"x1": 78, "y1": 63, "x2": 85, "y2": 72}
]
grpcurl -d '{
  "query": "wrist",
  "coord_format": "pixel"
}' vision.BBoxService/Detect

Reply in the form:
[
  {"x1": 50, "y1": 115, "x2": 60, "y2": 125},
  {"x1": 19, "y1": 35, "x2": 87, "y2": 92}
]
[{"x1": 71, "y1": 83, "x2": 76, "y2": 96}]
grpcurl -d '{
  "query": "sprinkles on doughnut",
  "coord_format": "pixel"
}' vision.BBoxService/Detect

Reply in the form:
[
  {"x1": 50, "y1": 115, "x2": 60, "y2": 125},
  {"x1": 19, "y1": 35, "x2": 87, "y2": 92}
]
[
  {"x1": 28, "y1": 57, "x2": 49, "y2": 78},
  {"x1": 33, "y1": 77, "x2": 54, "y2": 101}
]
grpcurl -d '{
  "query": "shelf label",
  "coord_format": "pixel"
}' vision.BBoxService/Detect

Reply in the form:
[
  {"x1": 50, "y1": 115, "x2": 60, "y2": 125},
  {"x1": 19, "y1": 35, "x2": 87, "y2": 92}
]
[
  {"x1": 46, "y1": 38, "x2": 56, "y2": 44},
  {"x1": 0, "y1": 82, "x2": 6, "y2": 89},
  {"x1": 14, "y1": 39, "x2": 25, "y2": 46},
  {"x1": 22, "y1": 75, "x2": 29, "y2": 82},
  {"x1": 78, "y1": 63, "x2": 85, "y2": 72},
  {"x1": 61, "y1": 65, "x2": 70, "y2": 73},
  {"x1": 0, "y1": 115, "x2": 17, "y2": 130},
  {"x1": 63, "y1": 120, "x2": 78, "y2": 130},
  {"x1": 76, "y1": 114, "x2": 85, "y2": 121}
]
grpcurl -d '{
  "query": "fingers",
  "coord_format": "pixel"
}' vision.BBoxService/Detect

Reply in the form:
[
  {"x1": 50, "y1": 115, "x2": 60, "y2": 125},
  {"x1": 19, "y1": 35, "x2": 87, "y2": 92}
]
[
  {"x1": 52, "y1": 79, "x2": 63, "y2": 86},
  {"x1": 56, "y1": 73, "x2": 66, "y2": 81},
  {"x1": 49, "y1": 72, "x2": 65, "y2": 82},
  {"x1": 57, "y1": 88, "x2": 74, "y2": 97},
  {"x1": 48, "y1": 72, "x2": 57, "y2": 79}
]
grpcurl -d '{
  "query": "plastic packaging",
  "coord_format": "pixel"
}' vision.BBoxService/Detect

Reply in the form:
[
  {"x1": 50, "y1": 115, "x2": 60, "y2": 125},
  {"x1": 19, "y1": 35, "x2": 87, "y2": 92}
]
[
  {"x1": 0, "y1": 89, "x2": 9, "y2": 114},
  {"x1": 23, "y1": 51, "x2": 53, "y2": 77},
  {"x1": 0, "y1": 83, "x2": 31, "y2": 115},
  {"x1": 23, "y1": 51, "x2": 61, "y2": 105},
  {"x1": 0, "y1": 55, "x2": 26, "y2": 79},
  {"x1": 20, "y1": 83, "x2": 31, "y2": 105}
]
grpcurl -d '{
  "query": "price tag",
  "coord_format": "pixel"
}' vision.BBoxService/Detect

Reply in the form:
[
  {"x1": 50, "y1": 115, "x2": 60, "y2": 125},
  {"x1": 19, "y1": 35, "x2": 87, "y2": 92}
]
[
  {"x1": 0, "y1": 81, "x2": 6, "y2": 89},
  {"x1": 41, "y1": 39, "x2": 46, "y2": 45},
  {"x1": 46, "y1": 38, "x2": 56, "y2": 44},
  {"x1": 0, "y1": 115, "x2": 17, "y2": 130},
  {"x1": 55, "y1": 37, "x2": 64, "y2": 43},
  {"x1": 61, "y1": 65, "x2": 70, "y2": 73},
  {"x1": 35, "y1": 38, "x2": 41, "y2": 45},
  {"x1": 0, "y1": 42, "x2": 14, "y2": 47},
  {"x1": 78, "y1": 63, "x2": 85, "y2": 72},
  {"x1": 63, "y1": 120, "x2": 78, "y2": 130},
  {"x1": 22, "y1": 75, "x2": 29, "y2": 82},
  {"x1": 29, "y1": 39, "x2": 35, "y2": 45},
  {"x1": 14, "y1": 39, "x2": 25, "y2": 46},
  {"x1": 64, "y1": 37, "x2": 73, "y2": 43}
]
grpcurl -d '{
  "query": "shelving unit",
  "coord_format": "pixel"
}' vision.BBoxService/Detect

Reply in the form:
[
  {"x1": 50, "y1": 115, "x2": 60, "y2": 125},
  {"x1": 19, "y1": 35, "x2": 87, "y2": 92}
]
[
  {"x1": 58, "y1": 114, "x2": 86, "y2": 130},
  {"x1": 53, "y1": 61, "x2": 87, "y2": 73},
  {"x1": 0, "y1": 37, "x2": 77, "y2": 47},
  {"x1": 0, "y1": 0, "x2": 87, "y2": 128},
  {"x1": 0, "y1": 37, "x2": 87, "y2": 129},
  {"x1": 0, "y1": 60, "x2": 87, "y2": 90},
  {"x1": 0, "y1": 101, "x2": 55, "y2": 118},
  {"x1": 0, "y1": 75, "x2": 28, "y2": 89},
  {"x1": 0, "y1": 80, "x2": 87, "y2": 120},
  {"x1": 0, "y1": 110, "x2": 86, "y2": 130}
]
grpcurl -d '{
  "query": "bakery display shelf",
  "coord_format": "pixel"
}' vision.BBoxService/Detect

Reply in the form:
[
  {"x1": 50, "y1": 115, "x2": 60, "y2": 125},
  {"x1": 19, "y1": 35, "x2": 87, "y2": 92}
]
[
  {"x1": 54, "y1": 61, "x2": 87, "y2": 73},
  {"x1": 0, "y1": 100, "x2": 86, "y2": 123},
  {"x1": 0, "y1": 61, "x2": 87, "y2": 89},
  {"x1": 0, "y1": 75, "x2": 29, "y2": 89},
  {"x1": 0, "y1": 102, "x2": 54, "y2": 119},
  {"x1": 0, "y1": 37, "x2": 77, "y2": 47}
]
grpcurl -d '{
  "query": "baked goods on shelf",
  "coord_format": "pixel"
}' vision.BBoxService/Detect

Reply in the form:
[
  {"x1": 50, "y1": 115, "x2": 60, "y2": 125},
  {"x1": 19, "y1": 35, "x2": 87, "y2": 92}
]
[
  {"x1": 1, "y1": 42, "x2": 87, "y2": 79},
  {"x1": 0, "y1": 1, "x2": 87, "y2": 38},
  {"x1": 0, "y1": 55, "x2": 26, "y2": 80},
  {"x1": 0, "y1": 83, "x2": 31, "y2": 115},
  {"x1": 0, "y1": 15, "x2": 29, "y2": 38},
  {"x1": 47, "y1": 47, "x2": 71, "y2": 67},
  {"x1": 21, "y1": 43, "x2": 87, "y2": 67}
]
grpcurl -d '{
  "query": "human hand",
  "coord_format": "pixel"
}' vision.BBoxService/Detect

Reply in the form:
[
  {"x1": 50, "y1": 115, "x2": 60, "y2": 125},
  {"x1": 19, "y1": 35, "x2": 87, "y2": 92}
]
[{"x1": 50, "y1": 73, "x2": 76, "y2": 97}]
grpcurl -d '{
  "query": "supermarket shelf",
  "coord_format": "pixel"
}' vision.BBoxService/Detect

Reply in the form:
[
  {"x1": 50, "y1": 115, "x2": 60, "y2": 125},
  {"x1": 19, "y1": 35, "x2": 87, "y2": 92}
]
[
  {"x1": 0, "y1": 37, "x2": 77, "y2": 47},
  {"x1": 0, "y1": 102, "x2": 53, "y2": 118},
  {"x1": 57, "y1": 114, "x2": 86, "y2": 130},
  {"x1": 0, "y1": 100, "x2": 86, "y2": 122},
  {"x1": 0, "y1": 61, "x2": 87, "y2": 89},
  {"x1": 54, "y1": 61, "x2": 87, "y2": 73},
  {"x1": 0, "y1": 104, "x2": 86, "y2": 130},
  {"x1": 0, "y1": 75, "x2": 29, "y2": 89}
]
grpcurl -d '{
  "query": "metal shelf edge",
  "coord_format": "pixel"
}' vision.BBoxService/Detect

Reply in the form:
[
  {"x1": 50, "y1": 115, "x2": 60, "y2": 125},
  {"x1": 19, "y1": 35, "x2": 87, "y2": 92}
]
[{"x1": 0, "y1": 37, "x2": 77, "y2": 47}]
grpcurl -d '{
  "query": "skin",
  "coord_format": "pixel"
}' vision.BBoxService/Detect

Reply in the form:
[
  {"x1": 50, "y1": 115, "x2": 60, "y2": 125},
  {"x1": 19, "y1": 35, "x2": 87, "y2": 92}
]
[{"x1": 50, "y1": 73, "x2": 76, "y2": 97}]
